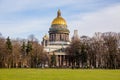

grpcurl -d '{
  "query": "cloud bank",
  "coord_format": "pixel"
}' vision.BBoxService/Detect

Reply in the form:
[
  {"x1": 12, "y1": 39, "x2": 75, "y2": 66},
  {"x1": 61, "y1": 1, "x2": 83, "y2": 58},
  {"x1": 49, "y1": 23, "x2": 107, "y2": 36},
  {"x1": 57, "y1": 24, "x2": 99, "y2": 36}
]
[
  {"x1": 68, "y1": 3, "x2": 120, "y2": 37},
  {"x1": 0, "y1": 0, "x2": 120, "y2": 41}
]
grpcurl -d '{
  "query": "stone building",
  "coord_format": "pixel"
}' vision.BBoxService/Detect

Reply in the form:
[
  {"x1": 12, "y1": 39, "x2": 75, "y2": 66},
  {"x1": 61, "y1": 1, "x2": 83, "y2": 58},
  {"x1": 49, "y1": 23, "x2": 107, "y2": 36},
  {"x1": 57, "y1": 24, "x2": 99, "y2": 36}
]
[{"x1": 42, "y1": 10, "x2": 80, "y2": 67}]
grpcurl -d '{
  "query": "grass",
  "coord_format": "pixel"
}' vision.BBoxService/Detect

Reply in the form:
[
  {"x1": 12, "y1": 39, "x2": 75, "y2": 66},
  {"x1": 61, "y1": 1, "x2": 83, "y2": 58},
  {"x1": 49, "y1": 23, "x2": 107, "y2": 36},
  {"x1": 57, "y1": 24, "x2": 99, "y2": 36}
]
[{"x1": 0, "y1": 69, "x2": 120, "y2": 80}]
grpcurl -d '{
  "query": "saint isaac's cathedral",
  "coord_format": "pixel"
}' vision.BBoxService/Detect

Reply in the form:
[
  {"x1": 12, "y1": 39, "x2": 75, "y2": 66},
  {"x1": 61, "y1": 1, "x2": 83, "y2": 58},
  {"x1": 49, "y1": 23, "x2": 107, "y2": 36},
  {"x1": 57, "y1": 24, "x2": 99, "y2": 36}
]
[{"x1": 42, "y1": 9, "x2": 79, "y2": 67}]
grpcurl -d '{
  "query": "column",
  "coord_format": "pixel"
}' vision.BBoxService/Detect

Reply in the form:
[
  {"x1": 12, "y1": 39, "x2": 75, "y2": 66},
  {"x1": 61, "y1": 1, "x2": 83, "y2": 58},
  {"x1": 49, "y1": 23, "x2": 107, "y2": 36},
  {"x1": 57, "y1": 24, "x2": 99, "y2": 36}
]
[
  {"x1": 53, "y1": 34, "x2": 54, "y2": 41},
  {"x1": 66, "y1": 55, "x2": 69, "y2": 67},
  {"x1": 61, "y1": 55, "x2": 63, "y2": 66},
  {"x1": 60, "y1": 55, "x2": 62, "y2": 67},
  {"x1": 59, "y1": 34, "x2": 60, "y2": 41},
  {"x1": 49, "y1": 34, "x2": 51, "y2": 41},
  {"x1": 58, "y1": 55, "x2": 60, "y2": 67},
  {"x1": 54, "y1": 34, "x2": 56, "y2": 41},
  {"x1": 67, "y1": 34, "x2": 69, "y2": 41},
  {"x1": 56, "y1": 55, "x2": 59, "y2": 67},
  {"x1": 63, "y1": 55, "x2": 66, "y2": 66}
]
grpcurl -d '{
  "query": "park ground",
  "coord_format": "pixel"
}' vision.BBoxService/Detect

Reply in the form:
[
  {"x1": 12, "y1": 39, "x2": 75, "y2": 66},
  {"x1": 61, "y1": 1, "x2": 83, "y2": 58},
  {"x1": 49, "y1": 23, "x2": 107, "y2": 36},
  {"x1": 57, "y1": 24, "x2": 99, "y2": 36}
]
[{"x1": 0, "y1": 69, "x2": 120, "y2": 80}]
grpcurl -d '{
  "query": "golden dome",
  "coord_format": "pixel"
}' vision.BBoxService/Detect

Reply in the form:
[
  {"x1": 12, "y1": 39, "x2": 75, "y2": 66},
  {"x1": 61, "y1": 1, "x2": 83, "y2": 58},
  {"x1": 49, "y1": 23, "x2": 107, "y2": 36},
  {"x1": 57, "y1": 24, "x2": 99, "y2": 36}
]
[{"x1": 51, "y1": 9, "x2": 67, "y2": 25}]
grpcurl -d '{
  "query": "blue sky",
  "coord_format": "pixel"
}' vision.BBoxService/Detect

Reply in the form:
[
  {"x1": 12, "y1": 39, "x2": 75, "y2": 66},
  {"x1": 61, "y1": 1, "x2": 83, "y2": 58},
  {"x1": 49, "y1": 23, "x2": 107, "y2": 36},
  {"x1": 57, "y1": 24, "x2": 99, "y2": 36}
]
[{"x1": 0, "y1": 0, "x2": 120, "y2": 42}]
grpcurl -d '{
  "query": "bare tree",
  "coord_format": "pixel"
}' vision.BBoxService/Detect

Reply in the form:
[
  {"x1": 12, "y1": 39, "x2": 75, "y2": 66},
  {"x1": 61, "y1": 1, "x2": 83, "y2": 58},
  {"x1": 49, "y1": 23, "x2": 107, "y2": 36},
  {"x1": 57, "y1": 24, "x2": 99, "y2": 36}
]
[
  {"x1": 12, "y1": 40, "x2": 21, "y2": 68},
  {"x1": 0, "y1": 37, "x2": 6, "y2": 68},
  {"x1": 66, "y1": 39, "x2": 81, "y2": 68},
  {"x1": 102, "y1": 32, "x2": 118, "y2": 69}
]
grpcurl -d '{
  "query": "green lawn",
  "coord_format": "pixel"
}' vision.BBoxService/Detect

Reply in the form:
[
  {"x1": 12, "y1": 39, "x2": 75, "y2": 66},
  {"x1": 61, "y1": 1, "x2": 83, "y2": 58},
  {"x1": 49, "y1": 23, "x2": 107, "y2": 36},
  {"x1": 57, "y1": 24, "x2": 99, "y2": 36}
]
[{"x1": 0, "y1": 69, "x2": 120, "y2": 80}]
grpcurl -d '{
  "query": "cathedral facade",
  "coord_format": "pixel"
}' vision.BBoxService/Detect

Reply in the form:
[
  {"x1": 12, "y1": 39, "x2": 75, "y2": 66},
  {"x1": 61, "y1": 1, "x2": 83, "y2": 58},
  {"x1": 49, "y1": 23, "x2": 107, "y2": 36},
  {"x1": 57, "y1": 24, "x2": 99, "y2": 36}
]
[{"x1": 42, "y1": 10, "x2": 70, "y2": 67}]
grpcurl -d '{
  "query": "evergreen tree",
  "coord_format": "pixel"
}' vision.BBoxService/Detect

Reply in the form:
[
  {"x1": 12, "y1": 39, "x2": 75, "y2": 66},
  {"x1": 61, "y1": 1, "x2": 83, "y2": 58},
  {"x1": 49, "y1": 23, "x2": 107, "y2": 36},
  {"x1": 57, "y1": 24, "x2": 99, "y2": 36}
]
[
  {"x1": 26, "y1": 41, "x2": 32, "y2": 55},
  {"x1": 21, "y1": 42, "x2": 26, "y2": 56},
  {"x1": 6, "y1": 37, "x2": 12, "y2": 53},
  {"x1": 50, "y1": 53, "x2": 56, "y2": 67},
  {"x1": 5, "y1": 37, "x2": 13, "y2": 68}
]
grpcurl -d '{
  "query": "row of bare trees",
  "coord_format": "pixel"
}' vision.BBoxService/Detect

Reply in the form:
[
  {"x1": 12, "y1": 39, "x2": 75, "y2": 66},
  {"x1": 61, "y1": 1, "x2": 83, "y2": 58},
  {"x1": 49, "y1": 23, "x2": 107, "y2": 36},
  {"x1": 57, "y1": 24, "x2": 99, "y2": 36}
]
[
  {"x1": 66, "y1": 32, "x2": 120, "y2": 69},
  {"x1": 0, "y1": 35, "x2": 49, "y2": 68},
  {"x1": 0, "y1": 32, "x2": 120, "y2": 69}
]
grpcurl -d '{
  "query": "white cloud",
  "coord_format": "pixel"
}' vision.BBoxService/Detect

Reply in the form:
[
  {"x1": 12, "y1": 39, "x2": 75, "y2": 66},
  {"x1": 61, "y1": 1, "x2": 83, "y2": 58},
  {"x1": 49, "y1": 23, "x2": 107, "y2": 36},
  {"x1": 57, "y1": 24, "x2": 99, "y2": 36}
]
[
  {"x1": 68, "y1": 3, "x2": 120, "y2": 37},
  {"x1": 0, "y1": 18, "x2": 50, "y2": 39},
  {"x1": 0, "y1": 0, "x2": 120, "y2": 42},
  {"x1": 0, "y1": 0, "x2": 72, "y2": 13},
  {"x1": 0, "y1": 0, "x2": 100, "y2": 14}
]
